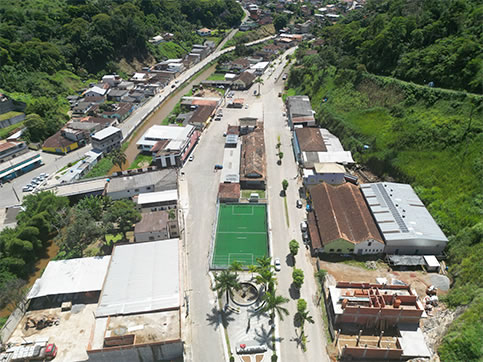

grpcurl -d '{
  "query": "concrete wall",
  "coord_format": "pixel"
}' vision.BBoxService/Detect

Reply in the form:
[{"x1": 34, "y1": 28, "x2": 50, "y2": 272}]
[
  {"x1": 88, "y1": 340, "x2": 183, "y2": 362},
  {"x1": 353, "y1": 239, "x2": 385, "y2": 255},
  {"x1": 303, "y1": 172, "x2": 345, "y2": 185},
  {"x1": 335, "y1": 306, "x2": 423, "y2": 328},
  {"x1": 0, "y1": 114, "x2": 25, "y2": 129},
  {"x1": 340, "y1": 346, "x2": 403, "y2": 360},
  {"x1": 323, "y1": 238, "x2": 354, "y2": 254},
  {"x1": 384, "y1": 239, "x2": 446, "y2": 255}
]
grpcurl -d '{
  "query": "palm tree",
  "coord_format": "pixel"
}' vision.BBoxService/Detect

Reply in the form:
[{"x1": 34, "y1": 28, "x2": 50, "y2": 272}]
[
  {"x1": 255, "y1": 267, "x2": 277, "y2": 292},
  {"x1": 228, "y1": 260, "x2": 243, "y2": 274},
  {"x1": 213, "y1": 270, "x2": 241, "y2": 302},
  {"x1": 248, "y1": 264, "x2": 258, "y2": 280},
  {"x1": 110, "y1": 149, "x2": 127, "y2": 171},
  {"x1": 261, "y1": 290, "x2": 289, "y2": 321},
  {"x1": 256, "y1": 256, "x2": 272, "y2": 270},
  {"x1": 297, "y1": 310, "x2": 315, "y2": 331},
  {"x1": 255, "y1": 76, "x2": 264, "y2": 95}
]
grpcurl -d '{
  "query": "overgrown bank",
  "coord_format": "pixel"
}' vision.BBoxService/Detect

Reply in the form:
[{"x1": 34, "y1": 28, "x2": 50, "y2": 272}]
[{"x1": 287, "y1": 65, "x2": 482, "y2": 361}]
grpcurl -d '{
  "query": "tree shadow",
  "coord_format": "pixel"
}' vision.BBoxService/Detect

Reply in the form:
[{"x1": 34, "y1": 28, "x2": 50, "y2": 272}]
[
  {"x1": 293, "y1": 312, "x2": 302, "y2": 328},
  {"x1": 285, "y1": 253, "x2": 295, "y2": 267},
  {"x1": 289, "y1": 283, "x2": 300, "y2": 300},
  {"x1": 205, "y1": 305, "x2": 234, "y2": 330},
  {"x1": 289, "y1": 328, "x2": 304, "y2": 350},
  {"x1": 253, "y1": 324, "x2": 284, "y2": 351},
  {"x1": 279, "y1": 190, "x2": 286, "y2": 197}
]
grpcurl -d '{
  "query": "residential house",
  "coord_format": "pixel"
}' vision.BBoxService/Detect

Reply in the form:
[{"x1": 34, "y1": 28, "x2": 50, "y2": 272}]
[
  {"x1": 96, "y1": 103, "x2": 135, "y2": 122},
  {"x1": 307, "y1": 182, "x2": 384, "y2": 256},
  {"x1": 250, "y1": 61, "x2": 269, "y2": 75},
  {"x1": 240, "y1": 123, "x2": 266, "y2": 189},
  {"x1": 303, "y1": 162, "x2": 346, "y2": 185},
  {"x1": 83, "y1": 86, "x2": 107, "y2": 98},
  {"x1": 189, "y1": 104, "x2": 216, "y2": 129},
  {"x1": 102, "y1": 75, "x2": 122, "y2": 87},
  {"x1": 240, "y1": 20, "x2": 259, "y2": 31},
  {"x1": 148, "y1": 35, "x2": 164, "y2": 45},
  {"x1": 91, "y1": 126, "x2": 123, "y2": 153},
  {"x1": 135, "y1": 189, "x2": 178, "y2": 212},
  {"x1": 137, "y1": 125, "x2": 200, "y2": 168},
  {"x1": 239, "y1": 117, "x2": 258, "y2": 135},
  {"x1": 197, "y1": 28, "x2": 212, "y2": 36},
  {"x1": 42, "y1": 131, "x2": 81, "y2": 154},
  {"x1": 286, "y1": 95, "x2": 316, "y2": 129},
  {"x1": 134, "y1": 211, "x2": 179, "y2": 242},
  {"x1": 0, "y1": 140, "x2": 28, "y2": 163},
  {"x1": 107, "y1": 89, "x2": 129, "y2": 102},
  {"x1": 218, "y1": 183, "x2": 241, "y2": 203},
  {"x1": 232, "y1": 71, "x2": 256, "y2": 90},
  {"x1": 293, "y1": 127, "x2": 354, "y2": 166}
]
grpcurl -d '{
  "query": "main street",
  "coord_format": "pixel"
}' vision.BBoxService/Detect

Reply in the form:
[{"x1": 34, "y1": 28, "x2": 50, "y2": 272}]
[{"x1": 249, "y1": 48, "x2": 330, "y2": 361}]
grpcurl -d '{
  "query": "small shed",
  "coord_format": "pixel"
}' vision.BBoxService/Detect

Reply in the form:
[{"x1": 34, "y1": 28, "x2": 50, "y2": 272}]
[{"x1": 423, "y1": 255, "x2": 440, "y2": 272}]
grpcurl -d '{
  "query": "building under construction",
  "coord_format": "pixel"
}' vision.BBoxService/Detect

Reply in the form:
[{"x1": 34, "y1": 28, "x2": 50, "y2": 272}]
[{"x1": 326, "y1": 281, "x2": 431, "y2": 360}]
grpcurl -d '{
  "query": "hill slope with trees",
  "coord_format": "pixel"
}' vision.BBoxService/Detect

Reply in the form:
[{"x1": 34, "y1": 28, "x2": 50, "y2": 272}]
[{"x1": 288, "y1": 0, "x2": 482, "y2": 360}]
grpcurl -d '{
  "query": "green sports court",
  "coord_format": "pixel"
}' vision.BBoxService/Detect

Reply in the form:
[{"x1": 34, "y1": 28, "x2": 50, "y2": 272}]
[{"x1": 211, "y1": 203, "x2": 269, "y2": 269}]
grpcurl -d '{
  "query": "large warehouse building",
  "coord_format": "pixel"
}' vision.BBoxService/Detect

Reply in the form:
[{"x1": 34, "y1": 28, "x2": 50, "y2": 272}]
[{"x1": 360, "y1": 182, "x2": 448, "y2": 255}]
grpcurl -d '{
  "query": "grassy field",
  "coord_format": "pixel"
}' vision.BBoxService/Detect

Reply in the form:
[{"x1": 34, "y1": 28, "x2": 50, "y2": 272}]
[
  {"x1": 212, "y1": 204, "x2": 268, "y2": 269},
  {"x1": 207, "y1": 73, "x2": 226, "y2": 81},
  {"x1": 83, "y1": 157, "x2": 113, "y2": 179},
  {"x1": 223, "y1": 24, "x2": 275, "y2": 49},
  {"x1": 129, "y1": 153, "x2": 153, "y2": 169},
  {"x1": 0, "y1": 121, "x2": 23, "y2": 139}
]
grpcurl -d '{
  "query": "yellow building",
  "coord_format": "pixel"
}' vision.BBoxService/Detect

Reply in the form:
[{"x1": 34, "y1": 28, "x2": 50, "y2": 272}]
[{"x1": 42, "y1": 131, "x2": 79, "y2": 154}]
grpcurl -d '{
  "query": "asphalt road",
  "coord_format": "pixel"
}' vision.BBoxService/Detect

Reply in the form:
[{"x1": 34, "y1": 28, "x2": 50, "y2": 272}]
[{"x1": 256, "y1": 49, "x2": 330, "y2": 362}]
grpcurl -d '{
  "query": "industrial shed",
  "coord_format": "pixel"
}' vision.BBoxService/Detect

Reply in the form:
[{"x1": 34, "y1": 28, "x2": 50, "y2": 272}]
[{"x1": 360, "y1": 183, "x2": 448, "y2": 255}]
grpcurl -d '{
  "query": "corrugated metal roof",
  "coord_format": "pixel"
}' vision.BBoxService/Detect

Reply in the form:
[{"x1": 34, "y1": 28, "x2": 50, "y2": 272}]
[
  {"x1": 28, "y1": 256, "x2": 111, "y2": 299},
  {"x1": 96, "y1": 239, "x2": 180, "y2": 317}
]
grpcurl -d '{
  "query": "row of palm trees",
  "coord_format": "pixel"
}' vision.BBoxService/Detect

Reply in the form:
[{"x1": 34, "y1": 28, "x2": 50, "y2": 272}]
[{"x1": 213, "y1": 256, "x2": 289, "y2": 322}]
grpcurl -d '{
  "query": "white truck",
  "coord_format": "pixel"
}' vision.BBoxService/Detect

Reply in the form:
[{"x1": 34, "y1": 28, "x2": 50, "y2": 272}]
[{"x1": 0, "y1": 342, "x2": 57, "y2": 361}]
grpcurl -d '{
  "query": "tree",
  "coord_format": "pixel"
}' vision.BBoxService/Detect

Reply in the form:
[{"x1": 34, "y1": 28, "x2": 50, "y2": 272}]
[
  {"x1": 278, "y1": 151, "x2": 284, "y2": 164},
  {"x1": 255, "y1": 267, "x2": 277, "y2": 292},
  {"x1": 23, "y1": 114, "x2": 47, "y2": 143},
  {"x1": 76, "y1": 195, "x2": 105, "y2": 221},
  {"x1": 0, "y1": 277, "x2": 28, "y2": 313},
  {"x1": 261, "y1": 290, "x2": 289, "y2": 321},
  {"x1": 255, "y1": 76, "x2": 264, "y2": 95},
  {"x1": 292, "y1": 268, "x2": 304, "y2": 289},
  {"x1": 289, "y1": 239, "x2": 299, "y2": 257},
  {"x1": 282, "y1": 179, "x2": 289, "y2": 195},
  {"x1": 273, "y1": 14, "x2": 288, "y2": 32},
  {"x1": 58, "y1": 208, "x2": 102, "y2": 258},
  {"x1": 168, "y1": 208, "x2": 176, "y2": 220},
  {"x1": 256, "y1": 255, "x2": 272, "y2": 270},
  {"x1": 295, "y1": 298, "x2": 314, "y2": 330},
  {"x1": 228, "y1": 260, "x2": 243, "y2": 273},
  {"x1": 248, "y1": 264, "x2": 258, "y2": 280},
  {"x1": 213, "y1": 269, "x2": 241, "y2": 302},
  {"x1": 103, "y1": 199, "x2": 141, "y2": 240},
  {"x1": 110, "y1": 149, "x2": 127, "y2": 171}
]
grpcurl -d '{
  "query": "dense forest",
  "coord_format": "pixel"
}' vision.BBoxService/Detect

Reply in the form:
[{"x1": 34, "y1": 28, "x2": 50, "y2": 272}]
[
  {"x1": 312, "y1": 0, "x2": 482, "y2": 93},
  {"x1": 0, "y1": 0, "x2": 243, "y2": 141},
  {"x1": 288, "y1": 0, "x2": 482, "y2": 359}
]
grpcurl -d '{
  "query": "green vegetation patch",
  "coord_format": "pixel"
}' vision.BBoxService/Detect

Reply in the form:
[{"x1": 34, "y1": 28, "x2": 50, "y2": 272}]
[
  {"x1": 0, "y1": 122, "x2": 24, "y2": 140},
  {"x1": 129, "y1": 153, "x2": 153, "y2": 170},
  {"x1": 207, "y1": 73, "x2": 226, "y2": 81},
  {"x1": 0, "y1": 111, "x2": 23, "y2": 122},
  {"x1": 212, "y1": 204, "x2": 268, "y2": 269},
  {"x1": 83, "y1": 158, "x2": 113, "y2": 179}
]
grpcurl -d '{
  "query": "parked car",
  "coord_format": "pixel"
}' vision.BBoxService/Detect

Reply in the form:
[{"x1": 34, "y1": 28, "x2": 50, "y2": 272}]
[
  {"x1": 214, "y1": 164, "x2": 223, "y2": 170},
  {"x1": 189, "y1": 155, "x2": 194, "y2": 161},
  {"x1": 274, "y1": 258, "x2": 281, "y2": 272},
  {"x1": 302, "y1": 231, "x2": 310, "y2": 243},
  {"x1": 282, "y1": 74, "x2": 287, "y2": 80},
  {"x1": 245, "y1": 104, "x2": 248, "y2": 109},
  {"x1": 31, "y1": 180, "x2": 40, "y2": 186},
  {"x1": 278, "y1": 92, "x2": 282, "y2": 97},
  {"x1": 22, "y1": 185, "x2": 33, "y2": 192},
  {"x1": 296, "y1": 199, "x2": 303, "y2": 208},
  {"x1": 300, "y1": 221, "x2": 308, "y2": 232}
]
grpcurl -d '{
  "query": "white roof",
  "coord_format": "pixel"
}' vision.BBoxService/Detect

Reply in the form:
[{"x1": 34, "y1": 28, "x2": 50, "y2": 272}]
[
  {"x1": 251, "y1": 61, "x2": 269, "y2": 70},
  {"x1": 132, "y1": 72, "x2": 146, "y2": 80},
  {"x1": 92, "y1": 126, "x2": 121, "y2": 141},
  {"x1": 303, "y1": 151, "x2": 354, "y2": 164},
  {"x1": 360, "y1": 182, "x2": 448, "y2": 244},
  {"x1": 96, "y1": 239, "x2": 180, "y2": 317},
  {"x1": 85, "y1": 86, "x2": 106, "y2": 96},
  {"x1": 27, "y1": 256, "x2": 111, "y2": 299},
  {"x1": 137, "y1": 125, "x2": 193, "y2": 150},
  {"x1": 423, "y1": 255, "x2": 440, "y2": 268},
  {"x1": 137, "y1": 189, "x2": 178, "y2": 205},
  {"x1": 314, "y1": 162, "x2": 346, "y2": 174},
  {"x1": 221, "y1": 142, "x2": 241, "y2": 183},
  {"x1": 225, "y1": 73, "x2": 237, "y2": 80}
]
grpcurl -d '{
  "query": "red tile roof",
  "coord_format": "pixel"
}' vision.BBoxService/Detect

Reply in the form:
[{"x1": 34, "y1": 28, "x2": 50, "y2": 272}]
[
  {"x1": 42, "y1": 131, "x2": 76, "y2": 149},
  {"x1": 308, "y1": 183, "x2": 383, "y2": 246},
  {"x1": 240, "y1": 124, "x2": 265, "y2": 180},
  {"x1": 218, "y1": 183, "x2": 240, "y2": 200},
  {"x1": 295, "y1": 128, "x2": 326, "y2": 152}
]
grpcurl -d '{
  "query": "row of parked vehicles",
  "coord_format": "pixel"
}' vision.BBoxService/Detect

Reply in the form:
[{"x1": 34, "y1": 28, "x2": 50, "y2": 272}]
[{"x1": 22, "y1": 173, "x2": 48, "y2": 192}]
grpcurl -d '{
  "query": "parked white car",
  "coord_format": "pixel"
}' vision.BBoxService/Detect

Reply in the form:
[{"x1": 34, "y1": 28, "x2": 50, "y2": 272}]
[
  {"x1": 300, "y1": 221, "x2": 308, "y2": 232},
  {"x1": 274, "y1": 258, "x2": 281, "y2": 272}
]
